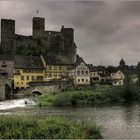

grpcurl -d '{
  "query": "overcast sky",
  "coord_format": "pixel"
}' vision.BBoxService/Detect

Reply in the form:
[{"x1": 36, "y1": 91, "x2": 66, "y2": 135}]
[{"x1": 1, "y1": 1, "x2": 140, "y2": 66}]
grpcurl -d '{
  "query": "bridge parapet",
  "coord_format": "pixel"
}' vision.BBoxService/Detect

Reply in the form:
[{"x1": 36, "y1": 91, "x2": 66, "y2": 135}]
[{"x1": 30, "y1": 85, "x2": 60, "y2": 95}]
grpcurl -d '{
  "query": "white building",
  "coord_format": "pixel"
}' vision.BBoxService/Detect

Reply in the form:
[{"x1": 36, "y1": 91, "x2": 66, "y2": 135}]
[
  {"x1": 69, "y1": 56, "x2": 90, "y2": 85},
  {"x1": 111, "y1": 70, "x2": 125, "y2": 86}
]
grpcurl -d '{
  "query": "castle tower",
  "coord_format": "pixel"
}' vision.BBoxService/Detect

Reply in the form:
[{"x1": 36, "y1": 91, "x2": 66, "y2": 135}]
[
  {"x1": 33, "y1": 17, "x2": 45, "y2": 37},
  {"x1": 1, "y1": 19, "x2": 15, "y2": 53},
  {"x1": 61, "y1": 25, "x2": 74, "y2": 47},
  {"x1": 61, "y1": 25, "x2": 76, "y2": 63}
]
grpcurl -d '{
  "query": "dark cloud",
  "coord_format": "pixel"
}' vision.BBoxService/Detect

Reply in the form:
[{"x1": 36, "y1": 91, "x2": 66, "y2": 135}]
[{"x1": 0, "y1": 1, "x2": 140, "y2": 65}]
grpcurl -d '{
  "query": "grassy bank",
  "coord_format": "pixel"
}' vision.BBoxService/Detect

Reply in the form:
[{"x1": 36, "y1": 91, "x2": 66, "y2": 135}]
[
  {"x1": 38, "y1": 85, "x2": 140, "y2": 106},
  {"x1": 0, "y1": 116, "x2": 101, "y2": 139}
]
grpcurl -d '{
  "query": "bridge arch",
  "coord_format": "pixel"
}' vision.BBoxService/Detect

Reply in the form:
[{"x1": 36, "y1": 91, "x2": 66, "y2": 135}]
[
  {"x1": 30, "y1": 91, "x2": 42, "y2": 96},
  {"x1": 5, "y1": 83, "x2": 12, "y2": 98}
]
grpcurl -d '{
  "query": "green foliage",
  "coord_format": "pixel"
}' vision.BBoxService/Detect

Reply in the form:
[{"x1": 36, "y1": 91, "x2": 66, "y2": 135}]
[
  {"x1": 39, "y1": 86, "x2": 124, "y2": 106},
  {"x1": 39, "y1": 84, "x2": 140, "y2": 106},
  {"x1": 16, "y1": 44, "x2": 46, "y2": 56},
  {"x1": 136, "y1": 62, "x2": 140, "y2": 86},
  {"x1": 0, "y1": 116, "x2": 101, "y2": 139}
]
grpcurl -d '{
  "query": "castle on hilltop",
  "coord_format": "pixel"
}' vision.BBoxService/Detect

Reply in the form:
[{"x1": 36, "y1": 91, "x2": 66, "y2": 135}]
[{"x1": 0, "y1": 17, "x2": 77, "y2": 64}]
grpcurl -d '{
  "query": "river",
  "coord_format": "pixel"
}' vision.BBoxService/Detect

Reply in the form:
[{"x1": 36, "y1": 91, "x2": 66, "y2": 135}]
[{"x1": 0, "y1": 98, "x2": 140, "y2": 139}]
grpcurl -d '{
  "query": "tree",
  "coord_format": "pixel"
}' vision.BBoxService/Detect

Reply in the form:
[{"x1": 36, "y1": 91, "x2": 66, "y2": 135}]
[
  {"x1": 16, "y1": 44, "x2": 46, "y2": 56},
  {"x1": 123, "y1": 71, "x2": 133, "y2": 102},
  {"x1": 136, "y1": 62, "x2": 140, "y2": 87}
]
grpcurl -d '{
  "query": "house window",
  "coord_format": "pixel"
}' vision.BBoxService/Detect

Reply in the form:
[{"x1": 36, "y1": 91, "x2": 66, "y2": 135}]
[
  {"x1": 32, "y1": 76, "x2": 35, "y2": 81},
  {"x1": 26, "y1": 76, "x2": 29, "y2": 80},
  {"x1": 119, "y1": 82, "x2": 122, "y2": 84},
  {"x1": 49, "y1": 73, "x2": 52, "y2": 77},
  {"x1": 77, "y1": 70, "x2": 80, "y2": 75},
  {"x1": 86, "y1": 79, "x2": 88, "y2": 82},
  {"x1": 21, "y1": 76, "x2": 24, "y2": 80},
  {"x1": 15, "y1": 70, "x2": 20, "y2": 74},
  {"x1": 82, "y1": 71, "x2": 84, "y2": 75},
  {"x1": 78, "y1": 79, "x2": 80, "y2": 82},
  {"x1": 36, "y1": 76, "x2": 43, "y2": 81},
  {"x1": 82, "y1": 79, "x2": 84, "y2": 82},
  {"x1": 86, "y1": 71, "x2": 88, "y2": 75},
  {"x1": 17, "y1": 82, "x2": 19, "y2": 84}
]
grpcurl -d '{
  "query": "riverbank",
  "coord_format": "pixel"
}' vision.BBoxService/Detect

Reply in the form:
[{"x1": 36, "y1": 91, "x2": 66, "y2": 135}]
[
  {"x1": 38, "y1": 85, "x2": 140, "y2": 106},
  {"x1": 0, "y1": 115, "x2": 101, "y2": 139}
]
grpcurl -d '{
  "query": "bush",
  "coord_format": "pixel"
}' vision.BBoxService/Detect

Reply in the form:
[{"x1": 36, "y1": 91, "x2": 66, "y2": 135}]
[
  {"x1": 0, "y1": 116, "x2": 102, "y2": 139},
  {"x1": 39, "y1": 85, "x2": 140, "y2": 107}
]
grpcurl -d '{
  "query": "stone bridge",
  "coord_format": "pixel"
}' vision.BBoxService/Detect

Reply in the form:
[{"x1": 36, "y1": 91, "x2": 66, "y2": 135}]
[{"x1": 17, "y1": 81, "x2": 73, "y2": 95}]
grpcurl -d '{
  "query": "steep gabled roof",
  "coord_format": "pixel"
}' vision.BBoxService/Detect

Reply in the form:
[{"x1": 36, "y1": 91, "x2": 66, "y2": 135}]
[
  {"x1": 74, "y1": 55, "x2": 85, "y2": 66},
  {"x1": 14, "y1": 55, "x2": 44, "y2": 69}
]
